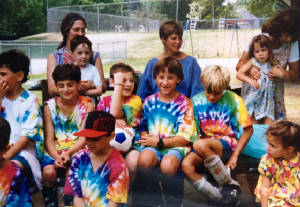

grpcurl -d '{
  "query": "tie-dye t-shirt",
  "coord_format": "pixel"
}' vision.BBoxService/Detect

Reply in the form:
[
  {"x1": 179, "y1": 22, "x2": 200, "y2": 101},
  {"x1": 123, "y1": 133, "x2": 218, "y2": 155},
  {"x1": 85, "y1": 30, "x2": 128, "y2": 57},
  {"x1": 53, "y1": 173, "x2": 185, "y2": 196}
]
[
  {"x1": 0, "y1": 90, "x2": 43, "y2": 144},
  {"x1": 68, "y1": 149, "x2": 129, "y2": 207},
  {"x1": 0, "y1": 162, "x2": 32, "y2": 207},
  {"x1": 138, "y1": 93, "x2": 197, "y2": 157},
  {"x1": 96, "y1": 94, "x2": 142, "y2": 127},
  {"x1": 192, "y1": 90, "x2": 252, "y2": 150},
  {"x1": 45, "y1": 95, "x2": 92, "y2": 152}
]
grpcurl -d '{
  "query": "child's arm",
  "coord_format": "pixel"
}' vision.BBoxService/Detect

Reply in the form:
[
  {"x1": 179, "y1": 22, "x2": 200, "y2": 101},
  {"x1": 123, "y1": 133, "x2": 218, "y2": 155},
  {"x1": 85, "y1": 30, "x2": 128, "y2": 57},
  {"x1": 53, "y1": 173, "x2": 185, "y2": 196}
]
[
  {"x1": 226, "y1": 126, "x2": 253, "y2": 170},
  {"x1": 110, "y1": 72, "x2": 125, "y2": 119},
  {"x1": 3, "y1": 136, "x2": 31, "y2": 160},
  {"x1": 236, "y1": 59, "x2": 260, "y2": 90},
  {"x1": 140, "y1": 133, "x2": 190, "y2": 148},
  {"x1": 44, "y1": 104, "x2": 61, "y2": 161},
  {"x1": 260, "y1": 175, "x2": 270, "y2": 207},
  {"x1": 82, "y1": 81, "x2": 102, "y2": 96},
  {"x1": 73, "y1": 197, "x2": 85, "y2": 207},
  {"x1": 60, "y1": 101, "x2": 94, "y2": 165}
]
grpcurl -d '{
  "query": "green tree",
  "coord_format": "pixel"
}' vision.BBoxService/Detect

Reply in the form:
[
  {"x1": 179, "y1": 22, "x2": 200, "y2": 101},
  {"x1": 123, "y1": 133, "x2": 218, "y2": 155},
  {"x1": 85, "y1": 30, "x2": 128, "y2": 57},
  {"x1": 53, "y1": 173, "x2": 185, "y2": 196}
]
[{"x1": 0, "y1": 0, "x2": 45, "y2": 38}]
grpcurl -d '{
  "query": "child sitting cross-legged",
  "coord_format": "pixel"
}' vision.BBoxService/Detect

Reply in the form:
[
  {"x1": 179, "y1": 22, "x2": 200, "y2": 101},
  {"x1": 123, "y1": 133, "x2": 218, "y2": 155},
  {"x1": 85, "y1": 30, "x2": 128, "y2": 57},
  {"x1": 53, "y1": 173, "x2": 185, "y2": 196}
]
[
  {"x1": 0, "y1": 117, "x2": 32, "y2": 207},
  {"x1": 255, "y1": 121, "x2": 300, "y2": 207},
  {"x1": 40, "y1": 64, "x2": 94, "y2": 207},
  {"x1": 132, "y1": 56, "x2": 197, "y2": 207},
  {"x1": 182, "y1": 65, "x2": 253, "y2": 206},
  {"x1": 0, "y1": 49, "x2": 43, "y2": 194},
  {"x1": 67, "y1": 111, "x2": 129, "y2": 207}
]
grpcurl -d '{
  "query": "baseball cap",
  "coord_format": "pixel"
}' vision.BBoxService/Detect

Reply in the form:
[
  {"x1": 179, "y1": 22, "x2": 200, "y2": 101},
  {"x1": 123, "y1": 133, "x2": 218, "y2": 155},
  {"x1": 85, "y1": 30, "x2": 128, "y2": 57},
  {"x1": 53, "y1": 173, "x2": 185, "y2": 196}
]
[{"x1": 74, "y1": 111, "x2": 115, "y2": 138}]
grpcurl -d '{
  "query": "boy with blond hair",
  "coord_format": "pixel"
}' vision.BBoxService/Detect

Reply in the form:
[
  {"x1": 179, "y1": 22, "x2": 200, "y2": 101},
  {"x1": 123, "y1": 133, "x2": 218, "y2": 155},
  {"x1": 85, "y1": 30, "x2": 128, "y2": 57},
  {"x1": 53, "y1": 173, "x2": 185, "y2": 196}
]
[{"x1": 182, "y1": 65, "x2": 253, "y2": 206}]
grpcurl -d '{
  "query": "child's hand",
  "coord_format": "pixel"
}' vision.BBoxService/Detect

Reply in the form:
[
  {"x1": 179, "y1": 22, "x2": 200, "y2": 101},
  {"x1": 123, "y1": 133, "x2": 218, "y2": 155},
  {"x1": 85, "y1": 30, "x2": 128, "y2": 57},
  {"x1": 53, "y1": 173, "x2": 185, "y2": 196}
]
[
  {"x1": 0, "y1": 79, "x2": 9, "y2": 98},
  {"x1": 114, "y1": 72, "x2": 125, "y2": 86},
  {"x1": 249, "y1": 64, "x2": 261, "y2": 80},
  {"x1": 250, "y1": 79, "x2": 260, "y2": 90},
  {"x1": 60, "y1": 151, "x2": 71, "y2": 166},
  {"x1": 54, "y1": 157, "x2": 66, "y2": 169},
  {"x1": 139, "y1": 133, "x2": 159, "y2": 147},
  {"x1": 226, "y1": 154, "x2": 238, "y2": 170},
  {"x1": 81, "y1": 80, "x2": 95, "y2": 90}
]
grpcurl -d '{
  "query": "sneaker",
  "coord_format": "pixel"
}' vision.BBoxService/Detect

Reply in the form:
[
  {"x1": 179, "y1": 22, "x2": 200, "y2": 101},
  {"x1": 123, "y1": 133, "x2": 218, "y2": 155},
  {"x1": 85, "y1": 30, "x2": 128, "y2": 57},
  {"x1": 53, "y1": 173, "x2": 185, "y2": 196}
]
[{"x1": 220, "y1": 184, "x2": 241, "y2": 207}]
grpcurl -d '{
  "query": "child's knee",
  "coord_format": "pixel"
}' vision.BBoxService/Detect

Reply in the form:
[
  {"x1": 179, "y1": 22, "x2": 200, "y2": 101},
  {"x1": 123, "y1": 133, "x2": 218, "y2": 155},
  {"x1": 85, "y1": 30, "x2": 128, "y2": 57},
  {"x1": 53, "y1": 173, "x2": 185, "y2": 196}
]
[
  {"x1": 160, "y1": 156, "x2": 179, "y2": 175},
  {"x1": 182, "y1": 155, "x2": 194, "y2": 174},
  {"x1": 125, "y1": 150, "x2": 139, "y2": 174},
  {"x1": 193, "y1": 140, "x2": 209, "y2": 155},
  {"x1": 138, "y1": 150, "x2": 157, "y2": 169},
  {"x1": 43, "y1": 165, "x2": 57, "y2": 183}
]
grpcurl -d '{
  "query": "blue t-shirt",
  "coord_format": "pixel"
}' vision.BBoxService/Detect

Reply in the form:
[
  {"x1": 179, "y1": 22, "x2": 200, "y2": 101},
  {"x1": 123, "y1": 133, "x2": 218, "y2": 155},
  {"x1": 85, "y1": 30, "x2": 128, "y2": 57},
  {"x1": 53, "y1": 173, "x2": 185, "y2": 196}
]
[{"x1": 137, "y1": 56, "x2": 204, "y2": 101}]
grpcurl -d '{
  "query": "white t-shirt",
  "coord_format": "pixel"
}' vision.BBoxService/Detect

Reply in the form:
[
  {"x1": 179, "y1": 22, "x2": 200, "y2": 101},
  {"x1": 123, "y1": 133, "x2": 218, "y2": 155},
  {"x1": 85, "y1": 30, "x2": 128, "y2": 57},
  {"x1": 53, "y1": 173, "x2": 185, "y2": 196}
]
[{"x1": 81, "y1": 63, "x2": 102, "y2": 86}]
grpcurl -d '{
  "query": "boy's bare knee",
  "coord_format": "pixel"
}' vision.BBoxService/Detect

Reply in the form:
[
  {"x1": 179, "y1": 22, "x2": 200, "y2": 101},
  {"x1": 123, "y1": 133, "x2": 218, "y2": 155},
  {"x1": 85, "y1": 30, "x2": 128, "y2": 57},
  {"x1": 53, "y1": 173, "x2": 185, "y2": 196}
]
[
  {"x1": 43, "y1": 165, "x2": 57, "y2": 184},
  {"x1": 138, "y1": 150, "x2": 157, "y2": 169},
  {"x1": 193, "y1": 140, "x2": 209, "y2": 156},
  {"x1": 182, "y1": 155, "x2": 194, "y2": 174},
  {"x1": 160, "y1": 156, "x2": 179, "y2": 175},
  {"x1": 126, "y1": 150, "x2": 139, "y2": 174}
]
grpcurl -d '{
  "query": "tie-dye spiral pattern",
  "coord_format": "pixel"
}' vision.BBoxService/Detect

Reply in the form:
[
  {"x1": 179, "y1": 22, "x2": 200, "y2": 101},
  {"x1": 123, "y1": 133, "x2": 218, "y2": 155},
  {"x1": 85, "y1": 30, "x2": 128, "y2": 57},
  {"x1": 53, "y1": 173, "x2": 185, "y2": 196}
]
[
  {"x1": 192, "y1": 90, "x2": 252, "y2": 150},
  {"x1": 138, "y1": 93, "x2": 197, "y2": 157},
  {"x1": 96, "y1": 94, "x2": 142, "y2": 127},
  {"x1": 0, "y1": 162, "x2": 32, "y2": 207},
  {"x1": 67, "y1": 149, "x2": 129, "y2": 207}
]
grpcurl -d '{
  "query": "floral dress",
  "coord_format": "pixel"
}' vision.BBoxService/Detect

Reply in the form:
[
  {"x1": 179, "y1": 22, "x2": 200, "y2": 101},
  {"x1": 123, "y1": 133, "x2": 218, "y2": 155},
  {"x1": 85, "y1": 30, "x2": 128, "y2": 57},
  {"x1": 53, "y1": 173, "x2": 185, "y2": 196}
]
[
  {"x1": 242, "y1": 58, "x2": 275, "y2": 121},
  {"x1": 255, "y1": 153, "x2": 300, "y2": 207}
]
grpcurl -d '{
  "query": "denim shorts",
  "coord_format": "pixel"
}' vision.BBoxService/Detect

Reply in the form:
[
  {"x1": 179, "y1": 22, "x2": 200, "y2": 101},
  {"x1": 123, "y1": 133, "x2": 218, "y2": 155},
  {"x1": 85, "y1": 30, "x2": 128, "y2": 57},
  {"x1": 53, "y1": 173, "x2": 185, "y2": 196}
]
[
  {"x1": 142, "y1": 147, "x2": 183, "y2": 163},
  {"x1": 218, "y1": 139, "x2": 233, "y2": 163}
]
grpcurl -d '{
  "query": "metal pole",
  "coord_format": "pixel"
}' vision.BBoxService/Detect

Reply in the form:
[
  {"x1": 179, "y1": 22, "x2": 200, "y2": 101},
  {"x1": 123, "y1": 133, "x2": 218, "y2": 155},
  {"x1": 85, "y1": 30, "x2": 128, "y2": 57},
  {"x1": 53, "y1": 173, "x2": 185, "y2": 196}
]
[
  {"x1": 176, "y1": 0, "x2": 179, "y2": 21},
  {"x1": 212, "y1": 0, "x2": 215, "y2": 30},
  {"x1": 97, "y1": 4, "x2": 100, "y2": 32}
]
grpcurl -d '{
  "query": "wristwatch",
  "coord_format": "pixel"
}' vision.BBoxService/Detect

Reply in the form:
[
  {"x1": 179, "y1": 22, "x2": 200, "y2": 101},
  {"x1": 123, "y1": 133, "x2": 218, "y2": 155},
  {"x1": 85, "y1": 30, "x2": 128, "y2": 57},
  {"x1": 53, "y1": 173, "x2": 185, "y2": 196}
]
[{"x1": 157, "y1": 138, "x2": 164, "y2": 150}]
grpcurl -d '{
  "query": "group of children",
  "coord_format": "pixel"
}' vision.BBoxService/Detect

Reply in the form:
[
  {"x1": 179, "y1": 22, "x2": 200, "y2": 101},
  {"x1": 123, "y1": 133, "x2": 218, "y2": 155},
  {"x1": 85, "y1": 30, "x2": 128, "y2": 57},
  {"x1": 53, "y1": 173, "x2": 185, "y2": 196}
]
[{"x1": 0, "y1": 34, "x2": 300, "y2": 207}]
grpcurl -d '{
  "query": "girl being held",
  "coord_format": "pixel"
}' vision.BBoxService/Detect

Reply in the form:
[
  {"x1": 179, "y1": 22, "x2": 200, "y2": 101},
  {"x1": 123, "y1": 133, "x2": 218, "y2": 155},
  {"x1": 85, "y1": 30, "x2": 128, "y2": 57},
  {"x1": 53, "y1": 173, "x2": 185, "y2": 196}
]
[
  {"x1": 255, "y1": 120, "x2": 300, "y2": 207},
  {"x1": 237, "y1": 34, "x2": 280, "y2": 125}
]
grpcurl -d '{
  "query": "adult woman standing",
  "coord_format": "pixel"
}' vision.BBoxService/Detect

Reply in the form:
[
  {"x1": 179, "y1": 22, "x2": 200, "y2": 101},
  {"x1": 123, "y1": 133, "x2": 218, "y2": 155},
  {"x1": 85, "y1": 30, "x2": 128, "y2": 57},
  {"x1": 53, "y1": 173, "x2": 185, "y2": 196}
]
[
  {"x1": 236, "y1": 7, "x2": 299, "y2": 120},
  {"x1": 137, "y1": 20, "x2": 203, "y2": 101},
  {"x1": 47, "y1": 12, "x2": 106, "y2": 97}
]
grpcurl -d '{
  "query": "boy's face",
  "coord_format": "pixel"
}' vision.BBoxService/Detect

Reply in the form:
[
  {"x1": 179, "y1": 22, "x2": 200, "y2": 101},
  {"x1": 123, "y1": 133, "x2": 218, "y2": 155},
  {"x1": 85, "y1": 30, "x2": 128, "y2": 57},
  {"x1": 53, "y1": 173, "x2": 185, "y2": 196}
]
[
  {"x1": 111, "y1": 71, "x2": 134, "y2": 98},
  {"x1": 205, "y1": 89, "x2": 223, "y2": 104},
  {"x1": 253, "y1": 43, "x2": 269, "y2": 64},
  {"x1": 56, "y1": 80, "x2": 79, "y2": 101},
  {"x1": 86, "y1": 133, "x2": 113, "y2": 154},
  {"x1": 72, "y1": 43, "x2": 91, "y2": 68},
  {"x1": 155, "y1": 69, "x2": 180, "y2": 97},
  {"x1": 0, "y1": 66, "x2": 24, "y2": 95}
]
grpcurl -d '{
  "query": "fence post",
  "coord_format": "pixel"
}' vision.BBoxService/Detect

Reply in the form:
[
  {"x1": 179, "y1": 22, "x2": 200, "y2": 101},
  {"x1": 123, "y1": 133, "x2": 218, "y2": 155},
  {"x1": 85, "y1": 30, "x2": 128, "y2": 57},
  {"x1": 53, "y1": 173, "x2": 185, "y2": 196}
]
[{"x1": 97, "y1": 4, "x2": 100, "y2": 32}]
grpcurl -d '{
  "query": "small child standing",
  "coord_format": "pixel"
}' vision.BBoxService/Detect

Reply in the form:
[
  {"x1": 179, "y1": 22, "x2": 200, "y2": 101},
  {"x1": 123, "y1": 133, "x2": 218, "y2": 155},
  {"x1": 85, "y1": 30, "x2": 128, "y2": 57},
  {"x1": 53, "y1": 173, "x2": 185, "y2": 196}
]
[
  {"x1": 236, "y1": 34, "x2": 280, "y2": 124},
  {"x1": 40, "y1": 64, "x2": 94, "y2": 207},
  {"x1": 0, "y1": 117, "x2": 32, "y2": 207},
  {"x1": 133, "y1": 56, "x2": 197, "y2": 207},
  {"x1": 67, "y1": 111, "x2": 129, "y2": 207},
  {"x1": 255, "y1": 120, "x2": 300, "y2": 207},
  {"x1": 182, "y1": 65, "x2": 253, "y2": 206},
  {"x1": 96, "y1": 63, "x2": 142, "y2": 172},
  {"x1": 70, "y1": 35, "x2": 102, "y2": 104},
  {"x1": 0, "y1": 49, "x2": 43, "y2": 193}
]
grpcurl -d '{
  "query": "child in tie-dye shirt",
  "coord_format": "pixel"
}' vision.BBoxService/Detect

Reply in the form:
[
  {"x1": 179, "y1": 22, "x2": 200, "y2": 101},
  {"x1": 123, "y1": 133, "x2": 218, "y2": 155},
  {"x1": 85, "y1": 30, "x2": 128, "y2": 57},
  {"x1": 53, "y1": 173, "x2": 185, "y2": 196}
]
[
  {"x1": 133, "y1": 56, "x2": 197, "y2": 207},
  {"x1": 96, "y1": 63, "x2": 142, "y2": 174},
  {"x1": 0, "y1": 50, "x2": 43, "y2": 194},
  {"x1": 40, "y1": 64, "x2": 94, "y2": 207},
  {"x1": 182, "y1": 65, "x2": 253, "y2": 206},
  {"x1": 0, "y1": 117, "x2": 32, "y2": 207},
  {"x1": 68, "y1": 111, "x2": 129, "y2": 207}
]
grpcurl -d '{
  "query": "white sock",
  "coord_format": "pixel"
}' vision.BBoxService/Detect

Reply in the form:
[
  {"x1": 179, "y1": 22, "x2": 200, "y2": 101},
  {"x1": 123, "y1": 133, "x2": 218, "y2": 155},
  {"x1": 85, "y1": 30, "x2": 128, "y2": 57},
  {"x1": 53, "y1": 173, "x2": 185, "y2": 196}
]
[
  {"x1": 204, "y1": 155, "x2": 239, "y2": 186},
  {"x1": 193, "y1": 177, "x2": 222, "y2": 200}
]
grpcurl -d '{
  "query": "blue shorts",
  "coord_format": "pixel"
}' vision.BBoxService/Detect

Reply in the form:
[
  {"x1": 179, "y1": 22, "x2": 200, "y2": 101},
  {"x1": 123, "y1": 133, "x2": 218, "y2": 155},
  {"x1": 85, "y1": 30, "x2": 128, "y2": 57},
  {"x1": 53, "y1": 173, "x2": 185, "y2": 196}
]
[
  {"x1": 191, "y1": 139, "x2": 232, "y2": 164},
  {"x1": 142, "y1": 147, "x2": 183, "y2": 163},
  {"x1": 12, "y1": 154, "x2": 38, "y2": 194},
  {"x1": 219, "y1": 139, "x2": 233, "y2": 164}
]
